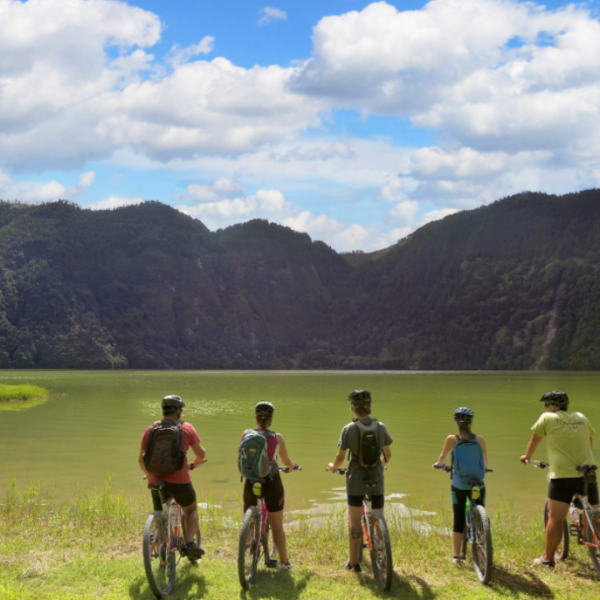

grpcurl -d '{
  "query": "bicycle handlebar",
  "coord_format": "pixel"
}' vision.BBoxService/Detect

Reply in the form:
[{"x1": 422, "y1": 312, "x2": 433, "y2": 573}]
[
  {"x1": 524, "y1": 459, "x2": 549, "y2": 469},
  {"x1": 328, "y1": 467, "x2": 348, "y2": 474},
  {"x1": 280, "y1": 465, "x2": 301, "y2": 473},
  {"x1": 432, "y1": 463, "x2": 494, "y2": 473}
]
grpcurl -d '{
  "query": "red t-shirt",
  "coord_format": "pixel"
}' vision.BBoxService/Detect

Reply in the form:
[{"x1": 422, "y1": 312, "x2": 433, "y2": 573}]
[{"x1": 141, "y1": 420, "x2": 201, "y2": 484}]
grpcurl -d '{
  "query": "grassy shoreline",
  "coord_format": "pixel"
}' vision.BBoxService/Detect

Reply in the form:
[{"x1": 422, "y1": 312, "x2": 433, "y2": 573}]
[
  {"x1": 0, "y1": 384, "x2": 49, "y2": 402},
  {"x1": 0, "y1": 483, "x2": 597, "y2": 599}
]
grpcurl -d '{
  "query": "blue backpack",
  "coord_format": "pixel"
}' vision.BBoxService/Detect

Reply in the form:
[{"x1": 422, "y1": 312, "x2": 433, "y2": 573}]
[
  {"x1": 238, "y1": 429, "x2": 276, "y2": 480},
  {"x1": 451, "y1": 435, "x2": 485, "y2": 489}
]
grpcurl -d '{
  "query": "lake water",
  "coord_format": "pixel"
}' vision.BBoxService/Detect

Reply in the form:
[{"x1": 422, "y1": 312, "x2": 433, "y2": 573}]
[{"x1": 1, "y1": 370, "x2": 599, "y2": 516}]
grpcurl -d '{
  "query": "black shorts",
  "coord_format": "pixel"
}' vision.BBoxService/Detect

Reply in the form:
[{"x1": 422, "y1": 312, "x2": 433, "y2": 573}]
[
  {"x1": 348, "y1": 494, "x2": 384, "y2": 509},
  {"x1": 451, "y1": 486, "x2": 486, "y2": 534},
  {"x1": 548, "y1": 478, "x2": 600, "y2": 505},
  {"x1": 243, "y1": 473, "x2": 285, "y2": 513},
  {"x1": 150, "y1": 482, "x2": 197, "y2": 512}
]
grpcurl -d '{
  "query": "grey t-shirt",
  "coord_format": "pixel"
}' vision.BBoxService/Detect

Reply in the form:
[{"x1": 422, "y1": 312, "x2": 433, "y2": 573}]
[{"x1": 338, "y1": 417, "x2": 393, "y2": 496}]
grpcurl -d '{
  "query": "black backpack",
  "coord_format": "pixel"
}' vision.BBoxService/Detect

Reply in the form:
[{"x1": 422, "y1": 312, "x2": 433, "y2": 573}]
[
  {"x1": 353, "y1": 419, "x2": 381, "y2": 468},
  {"x1": 143, "y1": 420, "x2": 185, "y2": 476}
]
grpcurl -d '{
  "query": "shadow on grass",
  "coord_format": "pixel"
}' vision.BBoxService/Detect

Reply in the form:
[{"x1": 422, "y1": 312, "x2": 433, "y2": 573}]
[
  {"x1": 239, "y1": 568, "x2": 311, "y2": 600},
  {"x1": 490, "y1": 565, "x2": 554, "y2": 597},
  {"x1": 129, "y1": 563, "x2": 208, "y2": 600},
  {"x1": 565, "y1": 555, "x2": 600, "y2": 582},
  {"x1": 357, "y1": 570, "x2": 435, "y2": 599}
]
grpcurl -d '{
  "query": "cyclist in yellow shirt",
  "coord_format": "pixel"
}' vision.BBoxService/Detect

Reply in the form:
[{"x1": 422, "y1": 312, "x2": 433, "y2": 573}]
[{"x1": 520, "y1": 391, "x2": 597, "y2": 568}]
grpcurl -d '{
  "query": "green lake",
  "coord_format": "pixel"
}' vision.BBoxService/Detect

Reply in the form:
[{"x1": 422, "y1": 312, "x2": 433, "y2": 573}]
[{"x1": 1, "y1": 370, "x2": 599, "y2": 516}]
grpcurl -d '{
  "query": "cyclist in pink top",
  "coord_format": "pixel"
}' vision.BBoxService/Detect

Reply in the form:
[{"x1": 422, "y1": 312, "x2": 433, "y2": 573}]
[
  {"x1": 240, "y1": 401, "x2": 298, "y2": 570},
  {"x1": 139, "y1": 395, "x2": 206, "y2": 559}
]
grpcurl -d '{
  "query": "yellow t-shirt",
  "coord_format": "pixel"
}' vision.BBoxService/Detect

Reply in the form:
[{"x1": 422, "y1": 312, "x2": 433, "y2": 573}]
[{"x1": 532, "y1": 411, "x2": 596, "y2": 479}]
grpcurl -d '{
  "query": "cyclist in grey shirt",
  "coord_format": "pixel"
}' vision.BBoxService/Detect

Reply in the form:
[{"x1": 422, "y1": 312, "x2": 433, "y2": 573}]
[{"x1": 327, "y1": 389, "x2": 393, "y2": 572}]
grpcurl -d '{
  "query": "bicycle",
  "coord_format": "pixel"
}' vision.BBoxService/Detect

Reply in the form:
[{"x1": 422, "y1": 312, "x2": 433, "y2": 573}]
[
  {"x1": 142, "y1": 463, "x2": 203, "y2": 598},
  {"x1": 434, "y1": 464, "x2": 494, "y2": 585},
  {"x1": 528, "y1": 460, "x2": 600, "y2": 572},
  {"x1": 330, "y1": 467, "x2": 393, "y2": 591},
  {"x1": 238, "y1": 465, "x2": 301, "y2": 589}
]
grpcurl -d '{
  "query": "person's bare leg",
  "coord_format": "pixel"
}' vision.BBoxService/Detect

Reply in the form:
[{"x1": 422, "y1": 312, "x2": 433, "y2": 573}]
[
  {"x1": 182, "y1": 502, "x2": 199, "y2": 544},
  {"x1": 545, "y1": 499, "x2": 569, "y2": 560},
  {"x1": 348, "y1": 506, "x2": 362, "y2": 566},
  {"x1": 453, "y1": 532, "x2": 464, "y2": 557},
  {"x1": 268, "y1": 510, "x2": 288, "y2": 563}
]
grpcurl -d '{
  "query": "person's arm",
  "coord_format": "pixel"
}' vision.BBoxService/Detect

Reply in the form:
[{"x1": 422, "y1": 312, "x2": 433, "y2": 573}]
[
  {"x1": 382, "y1": 445, "x2": 391, "y2": 466},
  {"x1": 476, "y1": 435, "x2": 489, "y2": 469},
  {"x1": 138, "y1": 448, "x2": 151, "y2": 478},
  {"x1": 190, "y1": 442, "x2": 206, "y2": 466},
  {"x1": 520, "y1": 433, "x2": 544, "y2": 464},
  {"x1": 327, "y1": 448, "x2": 347, "y2": 472},
  {"x1": 276, "y1": 433, "x2": 297, "y2": 469},
  {"x1": 435, "y1": 435, "x2": 457, "y2": 466}
]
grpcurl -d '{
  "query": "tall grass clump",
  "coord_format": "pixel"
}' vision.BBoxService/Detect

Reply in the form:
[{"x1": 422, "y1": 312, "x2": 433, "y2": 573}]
[{"x1": 0, "y1": 384, "x2": 49, "y2": 401}]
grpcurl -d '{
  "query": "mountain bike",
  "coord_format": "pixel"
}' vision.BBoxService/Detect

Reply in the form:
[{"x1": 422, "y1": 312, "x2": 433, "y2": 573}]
[
  {"x1": 142, "y1": 464, "x2": 203, "y2": 598},
  {"x1": 434, "y1": 464, "x2": 494, "y2": 585},
  {"x1": 528, "y1": 460, "x2": 600, "y2": 572},
  {"x1": 238, "y1": 465, "x2": 301, "y2": 589},
  {"x1": 330, "y1": 467, "x2": 393, "y2": 591}
]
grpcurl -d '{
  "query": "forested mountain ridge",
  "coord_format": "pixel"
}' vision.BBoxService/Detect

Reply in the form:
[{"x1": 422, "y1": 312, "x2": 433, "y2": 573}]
[{"x1": 1, "y1": 190, "x2": 599, "y2": 370}]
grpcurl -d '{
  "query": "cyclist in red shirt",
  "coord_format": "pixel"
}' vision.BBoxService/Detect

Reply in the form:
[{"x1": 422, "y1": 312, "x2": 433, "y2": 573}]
[{"x1": 139, "y1": 395, "x2": 206, "y2": 559}]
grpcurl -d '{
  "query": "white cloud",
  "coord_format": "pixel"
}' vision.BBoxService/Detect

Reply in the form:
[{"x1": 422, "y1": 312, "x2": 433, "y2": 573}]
[
  {"x1": 166, "y1": 37, "x2": 215, "y2": 67},
  {"x1": 0, "y1": 169, "x2": 95, "y2": 203},
  {"x1": 87, "y1": 196, "x2": 144, "y2": 210},
  {"x1": 259, "y1": 7, "x2": 287, "y2": 26},
  {"x1": 176, "y1": 177, "x2": 245, "y2": 203}
]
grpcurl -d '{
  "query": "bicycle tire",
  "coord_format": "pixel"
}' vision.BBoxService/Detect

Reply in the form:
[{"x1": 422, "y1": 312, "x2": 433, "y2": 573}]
[
  {"x1": 181, "y1": 514, "x2": 202, "y2": 565},
  {"x1": 471, "y1": 505, "x2": 493, "y2": 585},
  {"x1": 585, "y1": 511, "x2": 600, "y2": 574},
  {"x1": 369, "y1": 509, "x2": 393, "y2": 591},
  {"x1": 544, "y1": 499, "x2": 569, "y2": 561},
  {"x1": 238, "y1": 506, "x2": 261, "y2": 589},
  {"x1": 143, "y1": 512, "x2": 176, "y2": 598}
]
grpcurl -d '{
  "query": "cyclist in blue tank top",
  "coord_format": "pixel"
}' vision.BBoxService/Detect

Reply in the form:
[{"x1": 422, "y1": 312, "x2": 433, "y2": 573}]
[{"x1": 434, "y1": 407, "x2": 489, "y2": 564}]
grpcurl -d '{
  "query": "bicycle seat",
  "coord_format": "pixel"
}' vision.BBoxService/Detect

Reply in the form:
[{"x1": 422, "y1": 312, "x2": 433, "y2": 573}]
[
  {"x1": 149, "y1": 482, "x2": 167, "y2": 491},
  {"x1": 364, "y1": 479, "x2": 377, "y2": 488},
  {"x1": 468, "y1": 479, "x2": 484, "y2": 487}
]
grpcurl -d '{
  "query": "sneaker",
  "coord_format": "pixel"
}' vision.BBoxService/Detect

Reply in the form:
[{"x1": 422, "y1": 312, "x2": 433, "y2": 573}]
[
  {"x1": 452, "y1": 555, "x2": 466, "y2": 564},
  {"x1": 343, "y1": 561, "x2": 362, "y2": 573},
  {"x1": 532, "y1": 555, "x2": 555, "y2": 568},
  {"x1": 181, "y1": 542, "x2": 205, "y2": 560},
  {"x1": 278, "y1": 561, "x2": 292, "y2": 571}
]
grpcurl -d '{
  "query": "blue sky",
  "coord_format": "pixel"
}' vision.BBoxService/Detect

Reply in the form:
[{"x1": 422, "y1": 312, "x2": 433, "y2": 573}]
[{"x1": 2, "y1": 0, "x2": 600, "y2": 250}]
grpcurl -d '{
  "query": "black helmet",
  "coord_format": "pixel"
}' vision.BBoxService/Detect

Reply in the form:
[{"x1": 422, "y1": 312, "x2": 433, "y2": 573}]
[
  {"x1": 454, "y1": 407, "x2": 474, "y2": 424},
  {"x1": 540, "y1": 391, "x2": 569, "y2": 409},
  {"x1": 162, "y1": 395, "x2": 185, "y2": 409},
  {"x1": 255, "y1": 401, "x2": 275, "y2": 415},
  {"x1": 348, "y1": 389, "x2": 372, "y2": 404}
]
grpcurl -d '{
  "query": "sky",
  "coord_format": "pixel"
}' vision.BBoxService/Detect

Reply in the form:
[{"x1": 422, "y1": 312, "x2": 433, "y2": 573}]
[{"x1": 2, "y1": 0, "x2": 600, "y2": 251}]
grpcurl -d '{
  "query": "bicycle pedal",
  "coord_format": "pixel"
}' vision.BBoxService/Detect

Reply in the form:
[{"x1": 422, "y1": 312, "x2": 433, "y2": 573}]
[
  {"x1": 569, "y1": 524, "x2": 580, "y2": 537},
  {"x1": 265, "y1": 559, "x2": 278, "y2": 568}
]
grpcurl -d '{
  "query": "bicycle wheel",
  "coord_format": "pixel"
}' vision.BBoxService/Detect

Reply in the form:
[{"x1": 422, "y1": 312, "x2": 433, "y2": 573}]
[
  {"x1": 369, "y1": 509, "x2": 393, "y2": 591},
  {"x1": 585, "y1": 511, "x2": 600, "y2": 574},
  {"x1": 471, "y1": 505, "x2": 493, "y2": 585},
  {"x1": 143, "y1": 512, "x2": 176, "y2": 599},
  {"x1": 181, "y1": 514, "x2": 202, "y2": 565},
  {"x1": 544, "y1": 499, "x2": 569, "y2": 561},
  {"x1": 238, "y1": 507, "x2": 262, "y2": 589}
]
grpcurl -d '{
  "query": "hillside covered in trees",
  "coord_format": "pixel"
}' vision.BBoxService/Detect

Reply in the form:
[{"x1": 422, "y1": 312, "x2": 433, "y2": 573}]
[{"x1": 1, "y1": 190, "x2": 600, "y2": 370}]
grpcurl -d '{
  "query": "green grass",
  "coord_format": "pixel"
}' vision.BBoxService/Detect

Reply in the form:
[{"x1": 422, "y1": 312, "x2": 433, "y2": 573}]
[
  {"x1": 0, "y1": 483, "x2": 598, "y2": 599},
  {"x1": 0, "y1": 384, "x2": 49, "y2": 402}
]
